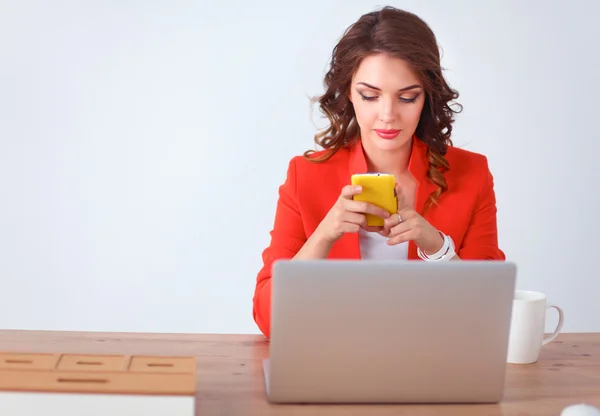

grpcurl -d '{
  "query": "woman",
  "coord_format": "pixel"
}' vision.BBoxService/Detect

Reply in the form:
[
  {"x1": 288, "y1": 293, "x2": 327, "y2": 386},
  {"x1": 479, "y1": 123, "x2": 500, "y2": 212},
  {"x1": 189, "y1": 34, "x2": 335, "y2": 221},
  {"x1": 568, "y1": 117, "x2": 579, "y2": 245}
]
[{"x1": 253, "y1": 6, "x2": 505, "y2": 337}]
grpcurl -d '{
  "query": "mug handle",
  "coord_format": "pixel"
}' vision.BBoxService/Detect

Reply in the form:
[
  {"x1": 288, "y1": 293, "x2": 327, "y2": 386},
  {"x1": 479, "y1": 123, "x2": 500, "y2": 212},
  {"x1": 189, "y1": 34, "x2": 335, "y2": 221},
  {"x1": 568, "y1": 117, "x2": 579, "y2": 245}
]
[{"x1": 542, "y1": 305, "x2": 564, "y2": 346}]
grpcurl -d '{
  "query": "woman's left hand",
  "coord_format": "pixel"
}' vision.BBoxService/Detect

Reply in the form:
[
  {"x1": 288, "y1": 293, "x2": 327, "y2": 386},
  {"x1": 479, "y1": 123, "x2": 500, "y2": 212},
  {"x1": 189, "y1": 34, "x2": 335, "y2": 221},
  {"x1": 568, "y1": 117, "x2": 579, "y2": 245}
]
[{"x1": 380, "y1": 183, "x2": 444, "y2": 255}]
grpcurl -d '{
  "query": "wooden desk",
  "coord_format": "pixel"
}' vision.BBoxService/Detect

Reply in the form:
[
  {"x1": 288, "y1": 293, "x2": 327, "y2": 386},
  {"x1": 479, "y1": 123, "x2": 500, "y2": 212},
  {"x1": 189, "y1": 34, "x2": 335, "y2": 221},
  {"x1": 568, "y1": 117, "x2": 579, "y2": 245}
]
[{"x1": 0, "y1": 330, "x2": 598, "y2": 415}]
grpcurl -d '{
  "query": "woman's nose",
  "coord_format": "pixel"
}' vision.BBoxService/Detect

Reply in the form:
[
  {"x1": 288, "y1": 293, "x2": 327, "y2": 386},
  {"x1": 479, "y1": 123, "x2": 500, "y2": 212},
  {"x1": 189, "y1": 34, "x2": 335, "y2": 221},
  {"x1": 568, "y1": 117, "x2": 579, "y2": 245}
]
[{"x1": 379, "y1": 100, "x2": 397, "y2": 124}]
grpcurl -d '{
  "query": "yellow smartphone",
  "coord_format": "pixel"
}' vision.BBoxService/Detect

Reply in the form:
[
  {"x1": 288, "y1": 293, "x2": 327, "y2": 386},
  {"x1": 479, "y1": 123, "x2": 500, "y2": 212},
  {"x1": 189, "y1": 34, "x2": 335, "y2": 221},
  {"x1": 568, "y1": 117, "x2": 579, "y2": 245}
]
[{"x1": 351, "y1": 173, "x2": 397, "y2": 227}]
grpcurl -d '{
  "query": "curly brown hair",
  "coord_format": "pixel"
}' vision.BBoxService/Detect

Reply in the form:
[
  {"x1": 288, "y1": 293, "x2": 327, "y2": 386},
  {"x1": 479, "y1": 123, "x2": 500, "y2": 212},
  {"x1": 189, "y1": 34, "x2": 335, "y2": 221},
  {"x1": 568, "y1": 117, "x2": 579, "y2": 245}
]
[{"x1": 304, "y1": 6, "x2": 462, "y2": 213}]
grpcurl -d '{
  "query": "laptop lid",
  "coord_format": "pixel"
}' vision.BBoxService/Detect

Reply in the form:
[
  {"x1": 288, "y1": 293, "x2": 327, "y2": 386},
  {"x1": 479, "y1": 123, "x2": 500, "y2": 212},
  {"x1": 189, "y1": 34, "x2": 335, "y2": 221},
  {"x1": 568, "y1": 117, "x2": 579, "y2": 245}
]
[{"x1": 265, "y1": 260, "x2": 516, "y2": 404}]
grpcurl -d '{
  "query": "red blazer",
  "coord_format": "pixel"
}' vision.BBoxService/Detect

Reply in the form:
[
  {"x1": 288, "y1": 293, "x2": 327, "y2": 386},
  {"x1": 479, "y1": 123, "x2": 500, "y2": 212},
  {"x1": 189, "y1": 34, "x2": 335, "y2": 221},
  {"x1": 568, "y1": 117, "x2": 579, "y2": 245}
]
[{"x1": 252, "y1": 137, "x2": 505, "y2": 337}]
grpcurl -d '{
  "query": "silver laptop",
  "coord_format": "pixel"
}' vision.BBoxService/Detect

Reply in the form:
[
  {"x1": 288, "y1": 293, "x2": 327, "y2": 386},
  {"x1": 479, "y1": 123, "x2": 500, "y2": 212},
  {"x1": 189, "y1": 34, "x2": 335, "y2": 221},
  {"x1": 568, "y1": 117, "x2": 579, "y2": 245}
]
[{"x1": 263, "y1": 260, "x2": 517, "y2": 404}]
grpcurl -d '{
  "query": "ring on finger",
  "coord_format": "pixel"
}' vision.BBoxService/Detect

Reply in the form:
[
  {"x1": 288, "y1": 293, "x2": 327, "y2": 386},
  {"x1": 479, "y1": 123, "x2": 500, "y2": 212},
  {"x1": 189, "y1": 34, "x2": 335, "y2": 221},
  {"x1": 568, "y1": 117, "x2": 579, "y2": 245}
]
[{"x1": 396, "y1": 213, "x2": 403, "y2": 224}]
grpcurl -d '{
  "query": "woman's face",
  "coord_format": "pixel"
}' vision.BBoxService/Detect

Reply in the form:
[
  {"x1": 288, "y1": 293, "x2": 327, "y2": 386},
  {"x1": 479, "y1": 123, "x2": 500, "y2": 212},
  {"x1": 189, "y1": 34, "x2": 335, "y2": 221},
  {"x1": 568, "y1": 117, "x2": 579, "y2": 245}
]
[{"x1": 349, "y1": 53, "x2": 426, "y2": 154}]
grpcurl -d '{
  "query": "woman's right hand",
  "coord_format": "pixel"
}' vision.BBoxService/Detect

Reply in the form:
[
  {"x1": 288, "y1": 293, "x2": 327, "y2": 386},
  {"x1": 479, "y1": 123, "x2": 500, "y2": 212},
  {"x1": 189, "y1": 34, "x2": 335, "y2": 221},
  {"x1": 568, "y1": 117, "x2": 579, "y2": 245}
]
[{"x1": 314, "y1": 184, "x2": 391, "y2": 244}]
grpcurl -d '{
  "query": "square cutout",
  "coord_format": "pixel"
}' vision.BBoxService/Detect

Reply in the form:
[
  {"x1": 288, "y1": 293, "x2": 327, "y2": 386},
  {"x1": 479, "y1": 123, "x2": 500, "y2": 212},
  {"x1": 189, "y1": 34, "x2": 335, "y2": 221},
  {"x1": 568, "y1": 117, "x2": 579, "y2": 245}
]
[
  {"x1": 57, "y1": 354, "x2": 127, "y2": 372},
  {"x1": 0, "y1": 353, "x2": 60, "y2": 370},
  {"x1": 129, "y1": 356, "x2": 195, "y2": 373}
]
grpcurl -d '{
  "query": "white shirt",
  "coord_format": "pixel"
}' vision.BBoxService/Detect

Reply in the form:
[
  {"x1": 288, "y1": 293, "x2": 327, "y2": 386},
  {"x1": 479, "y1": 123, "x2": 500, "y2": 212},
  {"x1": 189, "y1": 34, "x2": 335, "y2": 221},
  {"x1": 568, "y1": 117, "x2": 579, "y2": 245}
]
[{"x1": 358, "y1": 228, "x2": 408, "y2": 260}]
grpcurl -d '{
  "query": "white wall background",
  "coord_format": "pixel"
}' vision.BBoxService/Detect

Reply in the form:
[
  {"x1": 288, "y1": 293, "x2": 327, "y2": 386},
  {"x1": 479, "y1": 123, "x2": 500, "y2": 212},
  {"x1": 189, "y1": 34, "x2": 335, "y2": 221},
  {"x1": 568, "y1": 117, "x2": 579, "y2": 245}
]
[{"x1": 0, "y1": 0, "x2": 598, "y2": 334}]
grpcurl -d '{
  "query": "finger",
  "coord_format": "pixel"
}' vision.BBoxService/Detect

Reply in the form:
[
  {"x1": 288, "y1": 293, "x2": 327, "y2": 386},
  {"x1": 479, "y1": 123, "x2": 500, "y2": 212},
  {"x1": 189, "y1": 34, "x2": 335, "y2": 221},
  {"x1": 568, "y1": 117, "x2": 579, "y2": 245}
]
[
  {"x1": 383, "y1": 212, "x2": 404, "y2": 230},
  {"x1": 398, "y1": 205, "x2": 417, "y2": 217},
  {"x1": 389, "y1": 220, "x2": 411, "y2": 237},
  {"x1": 394, "y1": 183, "x2": 408, "y2": 211},
  {"x1": 340, "y1": 185, "x2": 363, "y2": 200},
  {"x1": 342, "y1": 212, "x2": 368, "y2": 228},
  {"x1": 387, "y1": 229, "x2": 414, "y2": 245},
  {"x1": 383, "y1": 211, "x2": 410, "y2": 236},
  {"x1": 378, "y1": 228, "x2": 391, "y2": 237},
  {"x1": 341, "y1": 222, "x2": 361, "y2": 234},
  {"x1": 381, "y1": 217, "x2": 396, "y2": 236},
  {"x1": 343, "y1": 199, "x2": 391, "y2": 219},
  {"x1": 385, "y1": 206, "x2": 419, "y2": 230}
]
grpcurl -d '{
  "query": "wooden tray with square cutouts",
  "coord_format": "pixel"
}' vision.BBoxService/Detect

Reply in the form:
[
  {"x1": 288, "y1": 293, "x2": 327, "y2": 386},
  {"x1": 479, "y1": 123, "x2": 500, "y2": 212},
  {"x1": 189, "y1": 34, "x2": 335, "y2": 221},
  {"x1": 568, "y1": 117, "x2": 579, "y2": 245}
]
[{"x1": 0, "y1": 352, "x2": 195, "y2": 395}]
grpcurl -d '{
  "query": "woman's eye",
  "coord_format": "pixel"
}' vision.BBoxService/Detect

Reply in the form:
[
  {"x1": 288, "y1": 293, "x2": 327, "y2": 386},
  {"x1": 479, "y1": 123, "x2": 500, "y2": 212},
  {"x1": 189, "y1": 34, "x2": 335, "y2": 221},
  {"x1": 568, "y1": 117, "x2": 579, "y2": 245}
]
[
  {"x1": 359, "y1": 93, "x2": 377, "y2": 101},
  {"x1": 358, "y1": 92, "x2": 420, "y2": 103},
  {"x1": 400, "y1": 93, "x2": 420, "y2": 103}
]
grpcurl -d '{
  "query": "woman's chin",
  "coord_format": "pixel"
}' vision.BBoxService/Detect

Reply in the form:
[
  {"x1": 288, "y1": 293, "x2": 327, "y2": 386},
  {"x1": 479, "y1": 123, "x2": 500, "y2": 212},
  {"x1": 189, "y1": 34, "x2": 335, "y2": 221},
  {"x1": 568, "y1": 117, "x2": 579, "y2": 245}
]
[{"x1": 368, "y1": 134, "x2": 410, "y2": 151}]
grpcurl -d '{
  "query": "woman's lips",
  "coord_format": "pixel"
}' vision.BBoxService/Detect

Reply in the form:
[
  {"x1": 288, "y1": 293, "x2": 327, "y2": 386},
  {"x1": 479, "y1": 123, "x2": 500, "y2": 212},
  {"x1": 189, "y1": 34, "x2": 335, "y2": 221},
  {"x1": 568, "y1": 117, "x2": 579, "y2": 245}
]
[{"x1": 375, "y1": 129, "x2": 401, "y2": 139}]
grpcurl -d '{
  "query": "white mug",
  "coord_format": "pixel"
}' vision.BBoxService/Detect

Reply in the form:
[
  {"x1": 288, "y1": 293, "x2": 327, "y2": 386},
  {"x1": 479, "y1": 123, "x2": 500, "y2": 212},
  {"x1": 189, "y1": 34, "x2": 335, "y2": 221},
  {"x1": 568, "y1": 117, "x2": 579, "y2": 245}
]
[{"x1": 506, "y1": 290, "x2": 564, "y2": 364}]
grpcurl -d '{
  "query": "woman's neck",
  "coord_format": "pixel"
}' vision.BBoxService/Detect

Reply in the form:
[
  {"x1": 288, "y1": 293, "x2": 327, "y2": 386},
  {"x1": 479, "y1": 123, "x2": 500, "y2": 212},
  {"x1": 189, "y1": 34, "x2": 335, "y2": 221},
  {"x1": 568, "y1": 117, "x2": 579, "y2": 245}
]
[{"x1": 362, "y1": 139, "x2": 412, "y2": 178}]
